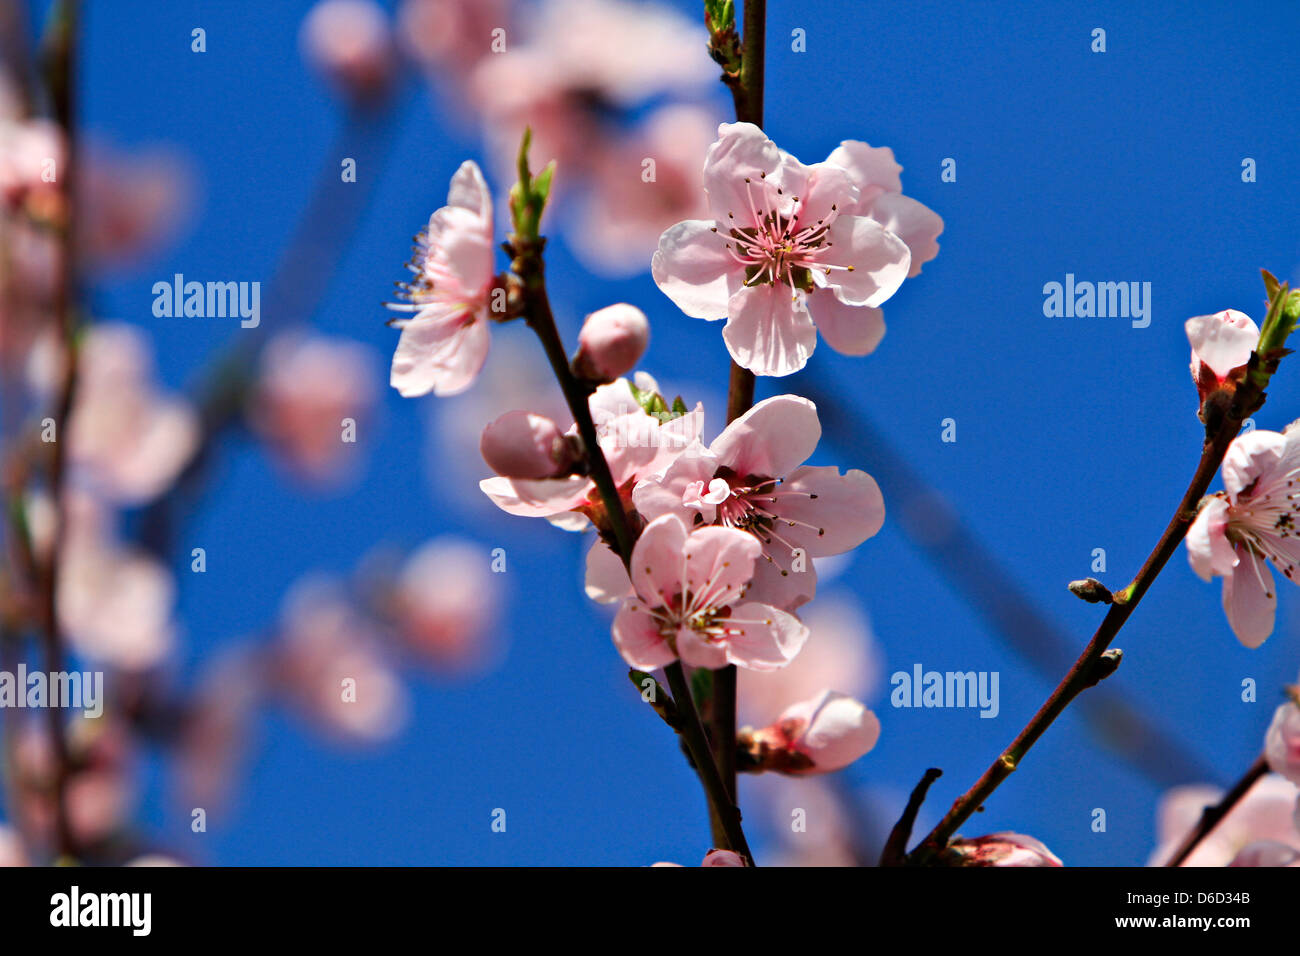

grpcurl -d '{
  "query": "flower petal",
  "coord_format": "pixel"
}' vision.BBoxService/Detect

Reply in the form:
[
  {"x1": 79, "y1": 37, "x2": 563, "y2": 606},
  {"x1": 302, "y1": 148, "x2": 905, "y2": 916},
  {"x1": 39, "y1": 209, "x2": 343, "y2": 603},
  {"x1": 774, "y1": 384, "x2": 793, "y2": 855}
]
[
  {"x1": 1186, "y1": 496, "x2": 1235, "y2": 581},
  {"x1": 1222, "y1": 430, "x2": 1288, "y2": 504},
  {"x1": 652, "y1": 220, "x2": 735, "y2": 319},
  {"x1": 824, "y1": 141, "x2": 903, "y2": 204},
  {"x1": 702, "y1": 122, "x2": 785, "y2": 224},
  {"x1": 612, "y1": 600, "x2": 677, "y2": 670},
  {"x1": 1185, "y1": 310, "x2": 1259, "y2": 379},
  {"x1": 390, "y1": 307, "x2": 489, "y2": 397},
  {"x1": 807, "y1": 293, "x2": 886, "y2": 357},
  {"x1": 710, "y1": 394, "x2": 821, "y2": 479},
  {"x1": 719, "y1": 601, "x2": 809, "y2": 670},
  {"x1": 816, "y1": 214, "x2": 910, "y2": 307},
  {"x1": 585, "y1": 541, "x2": 631, "y2": 604},
  {"x1": 866, "y1": 191, "x2": 942, "y2": 278},
  {"x1": 1223, "y1": 546, "x2": 1276, "y2": 648},
  {"x1": 775, "y1": 465, "x2": 885, "y2": 556},
  {"x1": 445, "y1": 160, "x2": 492, "y2": 224},
  {"x1": 630, "y1": 513, "x2": 690, "y2": 607},
  {"x1": 722, "y1": 284, "x2": 817, "y2": 377}
]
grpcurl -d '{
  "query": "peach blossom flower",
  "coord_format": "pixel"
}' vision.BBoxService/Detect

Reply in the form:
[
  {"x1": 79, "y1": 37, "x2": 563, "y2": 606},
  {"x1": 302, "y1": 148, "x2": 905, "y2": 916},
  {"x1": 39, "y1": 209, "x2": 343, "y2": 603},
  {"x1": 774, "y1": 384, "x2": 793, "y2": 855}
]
[
  {"x1": 1186, "y1": 424, "x2": 1300, "y2": 646},
  {"x1": 388, "y1": 161, "x2": 497, "y2": 397},
  {"x1": 743, "y1": 690, "x2": 880, "y2": 775},
  {"x1": 652, "y1": 123, "x2": 911, "y2": 376},
  {"x1": 633, "y1": 395, "x2": 884, "y2": 610},
  {"x1": 1187, "y1": 309, "x2": 1259, "y2": 400},
  {"x1": 391, "y1": 538, "x2": 501, "y2": 672},
  {"x1": 610, "y1": 514, "x2": 809, "y2": 671}
]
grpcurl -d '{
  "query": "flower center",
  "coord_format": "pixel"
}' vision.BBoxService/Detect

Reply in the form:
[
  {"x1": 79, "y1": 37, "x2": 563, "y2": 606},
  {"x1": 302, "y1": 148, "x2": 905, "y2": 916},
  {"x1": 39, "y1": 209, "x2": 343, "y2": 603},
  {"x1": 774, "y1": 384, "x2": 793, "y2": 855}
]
[{"x1": 718, "y1": 176, "x2": 851, "y2": 291}]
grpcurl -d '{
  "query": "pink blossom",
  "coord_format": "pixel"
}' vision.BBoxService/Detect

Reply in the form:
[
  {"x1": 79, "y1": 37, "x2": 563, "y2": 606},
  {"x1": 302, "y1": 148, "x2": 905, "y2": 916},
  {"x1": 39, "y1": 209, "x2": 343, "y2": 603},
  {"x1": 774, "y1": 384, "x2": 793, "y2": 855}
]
[
  {"x1": 1266, "y1": 696, "x2": 1300, "y2": 786},
  {"x1": 480, "y1": 409, "x2": 576, "y2": 479},
  {"x1": 77, "y1": 143, "x2": 193, "y2": 271},
  {"x1": 1187, "y1": 309, "x2": 1258, "y2": 399},
  {"x1": 387, "y1": 160, "x2": 497, "y2": 397},
  {"x1": 1151, "y1": 776, "x2": 1300, "y2": 866},
  {"x1": 570, "y1": 105, "x2": 718, "y2": 276},
  {"x1": 0, "y1": 825, "x2": 26, "y2": 867},
  {"x1": 481, "y1": 378, "x2": 703, "y2": 532},
  {"x1": 701, "y1": 849, "x2": 745, "y2": 866},
  {"x1": 391, "y1": 538, "x2": 502, "y2": 672},
  {"x1": 0, "y1": 117, "x2": 62, "y2": 211},
  {"x1": 651, "y1": 123, "x2": 912, "y2": 376},
  {"x1": 573, "y1": 303, "x2": 650, "y2": 383},
  {"x1": 63, "y1": 324, "x2": 199, "y2": 504},
  {"x1": 300, "y1": 0, "x2": 395, "y2": 104},
  {"x1": 252, "y1": 332, "x2": 379, "y2": 484},
  {"x1": 1186, "y1": 424, "x2": 1300, "y2": 647},
  {"x1": 943, "y1": 832, "x2": 1063, "y2": 867},
  {"x1": 610, "y1": 514, "x2": 808, "y2": 671},
  {"x1": 40, "y1": 491, "x2": 177, "y2": 673},
  {"x1": 632, "y1": 395, "x2": 884, "y2": 610},
  {"x1": 743, "y1": 690, "x2": 881, "y2": 775},
  {"x1": 176, "y1": 645, "x2": 263, "y2": 815},
  {"x1": 399, "y1": 0, "x2": 512, "y2": 75},
  {"x1": 273, "y1": 579, "x2": 409, "y2": 743}
]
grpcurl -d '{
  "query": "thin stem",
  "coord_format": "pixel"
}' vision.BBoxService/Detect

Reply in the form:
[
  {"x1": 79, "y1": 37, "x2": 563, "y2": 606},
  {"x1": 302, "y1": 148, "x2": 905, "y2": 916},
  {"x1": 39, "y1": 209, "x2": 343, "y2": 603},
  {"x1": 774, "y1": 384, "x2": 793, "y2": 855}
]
[
  {"x1": 1164, "y1": 755, "x2": 1269, "y2": 867},
  {"x1": 517, "y1": 268, "x2": 634, "y2": 562},
  {"x1": 665, "y1": 661, "x2": 752, "y2": 863},
  {"x1": 910, "y1": 369, "x2": 1268, "y2": 862},
  {"x1": 708, "y1": 0, "x2": 766, "y2": 837}
]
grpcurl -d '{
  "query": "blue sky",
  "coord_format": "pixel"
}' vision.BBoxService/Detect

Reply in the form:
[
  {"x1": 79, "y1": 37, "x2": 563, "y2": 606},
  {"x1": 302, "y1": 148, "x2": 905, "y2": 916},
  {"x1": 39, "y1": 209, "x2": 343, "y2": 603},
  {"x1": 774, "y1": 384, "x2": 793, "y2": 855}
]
[{"x1": 22, "y1": 0, "x2": 1300, "y2": 865}]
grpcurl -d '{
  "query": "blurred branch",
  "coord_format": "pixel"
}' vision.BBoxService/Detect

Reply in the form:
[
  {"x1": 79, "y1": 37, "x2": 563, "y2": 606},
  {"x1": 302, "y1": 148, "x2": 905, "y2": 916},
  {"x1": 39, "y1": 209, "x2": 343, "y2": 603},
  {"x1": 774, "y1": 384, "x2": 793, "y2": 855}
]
[{"x1": 1163, "y1": 754, "x2": 1268, "y2": 867}]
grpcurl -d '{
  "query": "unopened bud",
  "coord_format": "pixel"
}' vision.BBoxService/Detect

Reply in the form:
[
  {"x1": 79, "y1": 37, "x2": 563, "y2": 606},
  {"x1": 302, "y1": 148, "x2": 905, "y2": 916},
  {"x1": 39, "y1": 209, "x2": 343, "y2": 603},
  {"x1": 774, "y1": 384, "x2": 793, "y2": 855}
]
[
  {"x1": 480, "y1": 410, "x2": 576, "y2": 479},
  {"x1": 574, "y1": 304, "x2": 649, "y2": 383},
  {"x1": 742, "y1": 690, "x2": 880, "y2": 775},
  {"x1": 1186, "y1": 309, "x2": 1259, "y2": 407},
  {"x1": 939, "y1": 832, "x2": 1063, "y2": 867}
]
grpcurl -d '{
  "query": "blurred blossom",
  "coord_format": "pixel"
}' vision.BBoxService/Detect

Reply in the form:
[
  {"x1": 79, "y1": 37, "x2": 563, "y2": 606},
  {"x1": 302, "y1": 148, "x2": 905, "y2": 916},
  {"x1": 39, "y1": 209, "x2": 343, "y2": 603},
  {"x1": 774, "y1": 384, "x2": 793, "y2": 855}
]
[
  {"x1": 391, "y1": 538, "x2": 502, "y2": 672},
  {"x1": 176, "y1": 645, "x2": 265, "y2": 815},
  {"x1": 0, "y1": 825, "x2": 26, "y2": 867},
  {"x1": 753, "y1": 774, "x2": 859, "y2": 867},
  {"x1": 50, "y1": 323, "x2": 199, "y2": 505},
  {"x1": 77, "y1": 144, "x2": 193, "y2": 271},
  {"x1": 398, "y1": 0, "x2": 512, "y2": 76},
  {"x1": 0, "y1": 116, "x2": 63, "y2": 214},
  {"x1": 1265, "y1": 693, "x2": 1300, "y2": 786},
  {"x1": 737, "y1": 594, "x2": 881, "y2": 725},
  {"x1": 251, "y1": 332, "x2": 380, "y2": 486},
  {"x1": 14, "y1": 716, "x2": 137, "y2": 852},
  {"x1": 273, "y1": 578, "x2": 409, "y2": 743},
  {"x1": 470, "y1": 0, "x2": 715, "y2": 194},
  {"x1": 35, "y1": 490, "x2": 177, "y2": 673},
  {"x1": 1150, "y1": 775, "x2": 1300, "y2": 866},
  {"x1": 300, "y1": 0, "x2": 395, "y2": 105},
  {"x1": 570, "y1": 106, "x2": 716, "y2": 277}
]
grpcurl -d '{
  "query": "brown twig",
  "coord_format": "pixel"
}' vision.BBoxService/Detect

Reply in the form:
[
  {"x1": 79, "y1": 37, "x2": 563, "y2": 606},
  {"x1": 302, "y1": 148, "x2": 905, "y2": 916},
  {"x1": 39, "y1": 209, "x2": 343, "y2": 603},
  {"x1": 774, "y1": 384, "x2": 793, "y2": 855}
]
[{"x1": 1164, "y1": 755, "x2": 1270, "y2": 867}]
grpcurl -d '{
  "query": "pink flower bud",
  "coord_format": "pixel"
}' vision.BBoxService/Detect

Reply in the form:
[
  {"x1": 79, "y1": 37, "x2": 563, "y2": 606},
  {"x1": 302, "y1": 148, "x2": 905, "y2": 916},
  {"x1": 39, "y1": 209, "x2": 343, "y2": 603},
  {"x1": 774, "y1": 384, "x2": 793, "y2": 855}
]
[
  {"x1": 941, "y1": 832, "x2": 1063, "y2": 867},
  {"x1": 300, "y1": 0, "x2": 394, "y2": 104},
  {"x1": 479, "y1": 410, "x2": 575, "y2": 479},
  {"x1": 701, "y1": 849, "x2": 746, "y2": 867},
  {"x1": 745, "y1": 690, "x2": 880, "y2": 775},
  {"x1": 1186, "y1": 309, "x2": 1258, "y2": 402},
  {"x1": 574, "y1": 304, "x2": 649, "y2": 382},
  {"x1": 1265, "y1": 700, "x2": 1300, "y2": 786}
]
